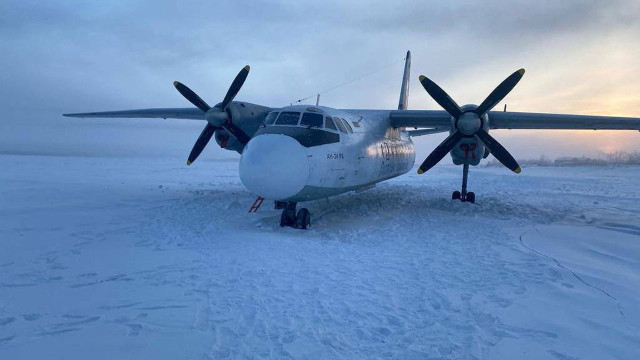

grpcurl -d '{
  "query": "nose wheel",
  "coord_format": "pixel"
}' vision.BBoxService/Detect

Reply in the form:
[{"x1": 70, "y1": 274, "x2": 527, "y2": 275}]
[
  {"x1": 452, "y1": 164, "x2": 475, "y2": 203},
  {"x1": 279, "y1": 202, "x2": 311, "y2": 229}
]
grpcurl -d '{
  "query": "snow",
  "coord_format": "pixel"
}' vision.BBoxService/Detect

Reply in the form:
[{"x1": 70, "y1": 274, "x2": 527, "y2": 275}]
[{"x1": 1, "y1": 154, "x2": 639, "y2": 359}]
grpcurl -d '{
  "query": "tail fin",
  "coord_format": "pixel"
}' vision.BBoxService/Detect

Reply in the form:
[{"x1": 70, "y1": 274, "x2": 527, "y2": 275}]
[{"x1": 398, "y1": 50, "x2": 411, "y2": 110}]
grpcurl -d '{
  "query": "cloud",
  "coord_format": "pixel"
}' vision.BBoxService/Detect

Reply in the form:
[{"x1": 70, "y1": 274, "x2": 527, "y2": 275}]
[{"x1": 1, "y1": 0, "x2": 639, "y2": 159}]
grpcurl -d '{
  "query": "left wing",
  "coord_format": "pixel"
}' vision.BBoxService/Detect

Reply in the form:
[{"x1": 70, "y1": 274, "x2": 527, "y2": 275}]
[
  {"x1": 408, "y1": 128, "x2": 449, "y2": 137},
  {"x1": 63, "y1": 108, "x2": 205, "y2": 120},
  {"x1": 389, "y1": 110, "x2": 451, "y2": 136},
  {"x1": 389, "y1": 109, "x2": 451, "y2": 129},
  {"x1": 488, "y1": 111, "x2": 640, "y2": 130},
  {"x1": 390, "y1": 109, "x2": 640, "y2": 131}
]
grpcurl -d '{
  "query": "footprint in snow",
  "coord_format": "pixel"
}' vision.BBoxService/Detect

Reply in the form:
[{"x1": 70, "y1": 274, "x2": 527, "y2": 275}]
[
  {"x1": 37, "y1": 328, "x2": 80, "y2": 337},
  {"x1": 0, "y1": 335, "x2": 16, "y2": 344},
  {"x1": 127, "y1": 323, "x2": 142, "y2": 336},
  {"x1": 0, "y1": 317, "x2": 16, "y2": 326},
  {"x1": 22, "y1": 313, "x2": 41, "y2": 321}
]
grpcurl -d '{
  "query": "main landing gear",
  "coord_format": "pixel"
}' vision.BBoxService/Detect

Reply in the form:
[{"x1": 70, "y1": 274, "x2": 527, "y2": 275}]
[
  {"x1": 278, "y1": 202, "x2": 311, "y2": 229},
  {"x1": 452, "y1": 163, "x2": 475, "y2": 203}
]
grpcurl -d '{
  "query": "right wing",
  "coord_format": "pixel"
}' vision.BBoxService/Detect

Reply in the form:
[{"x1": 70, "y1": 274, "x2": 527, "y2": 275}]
[{"x1": 63, "y1": 108, "x2": 205, "y2": 120}]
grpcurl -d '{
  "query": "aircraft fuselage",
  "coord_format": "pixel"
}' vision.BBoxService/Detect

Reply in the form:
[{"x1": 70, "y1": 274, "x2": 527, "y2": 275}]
[{"x1": 239, "y1": 105, "x2": 415, "y2": 202}]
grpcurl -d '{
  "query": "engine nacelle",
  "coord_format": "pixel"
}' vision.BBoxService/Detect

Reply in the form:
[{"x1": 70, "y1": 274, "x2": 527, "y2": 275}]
[
  {"x1": 213, "y1": 129, "x2": 244, "y2": 153},
  {"x1": 449, "y1": 104, "x2": 490, "y2": 165},
  {"x1": 217, "y1": 101, "x2": 272, "y2": 154},
  {"x1": 451, "y1": 137, "x2": 485, "y2": 166}
]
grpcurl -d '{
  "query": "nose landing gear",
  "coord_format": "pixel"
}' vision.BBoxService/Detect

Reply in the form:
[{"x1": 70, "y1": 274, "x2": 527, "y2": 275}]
[
  {"x1": 452, "y1": 163, "x2": 475, "y2": 203},
  {"x1": 279, "y1": 202, "x2": 311, "y2": 229}
]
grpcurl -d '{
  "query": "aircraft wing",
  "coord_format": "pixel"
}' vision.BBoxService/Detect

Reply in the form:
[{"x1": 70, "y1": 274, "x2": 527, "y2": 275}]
[
  {"x1": 390, "y1": 109, "x2": 640, "y2": 131},
  {"x1": 63, "y1": 108, "x2": 205, "y2": 120},
  {"x1": 487, "y1": 111, "x2": 640, "y2": 130},
  {"x1": 408, "y1": 128, "x2": 449, "y2": 137},
  {"x1": 389, "y1": 110, "x2": 452, "y2": 128}
]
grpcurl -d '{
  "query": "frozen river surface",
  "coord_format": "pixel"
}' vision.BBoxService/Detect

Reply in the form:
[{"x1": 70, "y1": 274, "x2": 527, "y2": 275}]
[{"x1": 1, "y1": 155, "x2": 639, "y2": 359}]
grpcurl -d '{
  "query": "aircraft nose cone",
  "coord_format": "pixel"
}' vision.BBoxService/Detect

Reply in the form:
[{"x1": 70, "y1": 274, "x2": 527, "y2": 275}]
[{"x1": 239, "y1": 134, "x2": 309, "y2": 200}]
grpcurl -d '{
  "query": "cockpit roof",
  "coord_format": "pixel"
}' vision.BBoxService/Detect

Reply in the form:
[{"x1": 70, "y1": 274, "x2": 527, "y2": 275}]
[
  {"x1": 275, "y1": 105, "x2": 331, "y2": 114},
  {"x1": 262, "y1": 106, "x2": 359, "y2": 134}
]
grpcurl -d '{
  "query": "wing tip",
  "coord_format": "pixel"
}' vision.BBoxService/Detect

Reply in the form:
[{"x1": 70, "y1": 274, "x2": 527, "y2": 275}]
[{"x1": 514, "y1": 167, "x2": 521, "y2": 174}]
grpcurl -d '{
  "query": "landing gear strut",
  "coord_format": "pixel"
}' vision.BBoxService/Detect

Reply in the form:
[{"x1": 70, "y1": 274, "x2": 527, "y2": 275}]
[
  {"x1": 452, "y1": 163, "x2": 475, "y2": 203},
  {"x1": 279, "y1": 202, "x2": 311, "y2": 229}
]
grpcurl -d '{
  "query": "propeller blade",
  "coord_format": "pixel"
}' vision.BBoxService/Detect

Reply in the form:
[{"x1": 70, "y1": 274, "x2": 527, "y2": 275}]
[
  {"x1": 475, "y1": 129, "x2": 521, "y2": 173},
  {"x1": 221, "y1": 121, "x2": 251, "y2": 145},
  {"x1": 221, "y1": 65, "x2": 250, "y2": 110},
  {"x1": 187, "y1": 123, "x2": 217, "y2": 165},
  {"x1": 475, "y1": 69, "x2": 525, "y2": 116},
  {"x1": 419, "y1": 75, "x2": 462, "y2": 119},
  {"x1": 417, "y1": 131, "x2": 464, "y2": 174},
  {"x1": 173, "y1": 81, "x2": 211, "y2": 113}
]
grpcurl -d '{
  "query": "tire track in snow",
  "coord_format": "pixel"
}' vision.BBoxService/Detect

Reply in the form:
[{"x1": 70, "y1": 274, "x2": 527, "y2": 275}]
[{"x1": 518, "y1": 228, "x2": 625, "y2": 319}]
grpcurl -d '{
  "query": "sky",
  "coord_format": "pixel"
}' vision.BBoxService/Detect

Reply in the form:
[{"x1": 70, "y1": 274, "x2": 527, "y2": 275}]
[{"x1": 1, "y1": 0, "x2": 639, "y2": 160}]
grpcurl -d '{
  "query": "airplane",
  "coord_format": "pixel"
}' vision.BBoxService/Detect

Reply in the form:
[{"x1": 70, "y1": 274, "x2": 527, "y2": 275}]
[{"x1": 64, "y1": 51, "x2": 640, "y2": 229}]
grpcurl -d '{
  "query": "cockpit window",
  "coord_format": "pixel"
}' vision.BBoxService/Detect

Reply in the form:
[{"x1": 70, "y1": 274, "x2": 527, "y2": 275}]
[
  {"x1": 342, "y1": 118, "x2": 353, "y2": 133},
  {"x1": 263, "y1": 112, "x2": 278, "y2": 126},
  {"x1": 333, "y1": 117, "x2": 347, "y2": 133},
  {"x1": 325, "y1": 116, "x2": 337, "y2": 130},
  {"x1": 300, "y1": 112, "x2": 323, "y2": 128},
  {"x1": 275, "y1": 112, "x2": 301, "y2": 125}
]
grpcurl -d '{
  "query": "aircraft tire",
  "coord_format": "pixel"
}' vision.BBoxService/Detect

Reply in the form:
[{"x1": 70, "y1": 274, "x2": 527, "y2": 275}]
[
  {"x1": 452, "y1": 191, "x2": 461, "y2": 200},
  {"x1": 296, "y1": 208, "x2": 310, "y2": 230},
  {"x1": 467, "y1": 192, "x2": 475, "y2": 204}
]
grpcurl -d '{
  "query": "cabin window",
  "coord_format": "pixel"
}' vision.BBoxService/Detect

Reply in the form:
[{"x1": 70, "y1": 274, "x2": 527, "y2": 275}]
[
  {"x1": 333, "y1": 117, "x2": 347, "y2": 133},
  {"x1": 275, "y1": 111, "x2": 301, "y2": 125},
  {"x1": 341, "y1": 118, "x2": 353, "y2": 133},
  {"x1": 263, "y1": 112, "x2": 278, "y2": 126},
  {"x1": 300, "y1": 112, "x2": 324, "y2": 128},
  {"x1": 325, "y1": 116, "x2": 337, "y2": 130}
]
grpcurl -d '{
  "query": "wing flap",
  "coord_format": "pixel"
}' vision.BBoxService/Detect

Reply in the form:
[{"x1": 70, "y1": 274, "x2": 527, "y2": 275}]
[
  {"x1": 408, "y1": 128, "x2": 449, "y2": 137},
  {"x1": 63, "y1": 108, "x2": 205, "y2": 120}
]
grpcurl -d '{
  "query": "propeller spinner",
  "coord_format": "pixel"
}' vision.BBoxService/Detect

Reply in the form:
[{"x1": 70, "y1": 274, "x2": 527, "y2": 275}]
[
  {"x1": 174, "y1": 65, "x2": 252, "y2": 165},
  {"x1": 416, "y1": 69, "x2": 525, "y2": 174}
]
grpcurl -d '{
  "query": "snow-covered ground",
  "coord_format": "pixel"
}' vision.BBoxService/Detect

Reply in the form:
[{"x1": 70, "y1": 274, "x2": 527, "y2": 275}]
[{"x1": 1, "y1": 154, "x2": 639, "y2": 359}]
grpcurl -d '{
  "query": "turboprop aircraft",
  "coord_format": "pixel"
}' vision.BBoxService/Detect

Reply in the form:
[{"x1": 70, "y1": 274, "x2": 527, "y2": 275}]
[{"x1": 64, "y1": 51, "x2": 640, "y2": 229}]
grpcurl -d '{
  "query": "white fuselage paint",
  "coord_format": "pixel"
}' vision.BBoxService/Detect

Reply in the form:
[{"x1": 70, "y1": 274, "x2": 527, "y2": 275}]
[{"x1": 239, "y1": 106, "x2": 415, "y2": 202}]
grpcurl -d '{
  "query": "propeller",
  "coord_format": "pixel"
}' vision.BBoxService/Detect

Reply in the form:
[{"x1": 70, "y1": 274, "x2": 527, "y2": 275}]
[
  {"x1": 416, "y1": 69, "x2": 525, "y2": 174},
  {"x1": 174, "y1": 65, "x2": 252, "y2": 165}
]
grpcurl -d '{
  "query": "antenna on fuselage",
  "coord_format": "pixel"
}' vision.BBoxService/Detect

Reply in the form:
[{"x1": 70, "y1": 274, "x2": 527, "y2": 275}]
[
  {"x1": 315, "y1": 94, "x2": 320, "y2": 106},
  {"x1": 290, "y1": 56, "x2": 405, "y2": 106}
]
